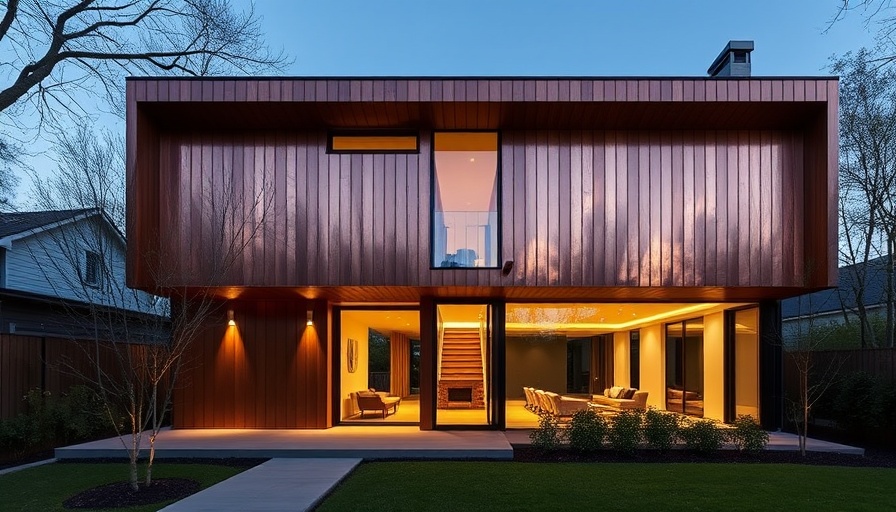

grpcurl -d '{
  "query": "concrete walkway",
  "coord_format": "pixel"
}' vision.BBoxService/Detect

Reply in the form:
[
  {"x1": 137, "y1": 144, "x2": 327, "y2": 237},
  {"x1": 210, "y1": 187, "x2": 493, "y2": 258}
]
[{"x1": 160, "y1": 458, "x2": 361, "y2": 512}]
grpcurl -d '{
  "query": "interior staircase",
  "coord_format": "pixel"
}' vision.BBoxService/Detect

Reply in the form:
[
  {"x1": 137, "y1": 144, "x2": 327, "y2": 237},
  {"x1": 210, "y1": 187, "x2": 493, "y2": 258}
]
[{"x1": 439, "y1": 329, "x2": 484, "y2": 381}]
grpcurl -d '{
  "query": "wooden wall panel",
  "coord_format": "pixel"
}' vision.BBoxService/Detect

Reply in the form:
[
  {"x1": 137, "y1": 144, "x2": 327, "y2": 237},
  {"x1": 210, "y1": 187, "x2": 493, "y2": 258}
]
[
  {"x1": 173, "y1": 299, "x2": 329, "y2": 428},
  {"x1": 156, "y1": 129, "x2": 812, "y2": 293},
  {"x1": 0, "y1": 335, "x2": 147, "y2": 421}
]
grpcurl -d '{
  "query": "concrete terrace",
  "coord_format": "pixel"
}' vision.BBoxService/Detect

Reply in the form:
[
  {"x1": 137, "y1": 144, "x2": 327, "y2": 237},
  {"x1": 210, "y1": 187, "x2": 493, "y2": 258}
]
[
  {"x1": 55, "y1": 426, "x2": 515, "y2": 460},
  {"x1": 55, "y1": 426, "x2": 863, "y2": 460}
]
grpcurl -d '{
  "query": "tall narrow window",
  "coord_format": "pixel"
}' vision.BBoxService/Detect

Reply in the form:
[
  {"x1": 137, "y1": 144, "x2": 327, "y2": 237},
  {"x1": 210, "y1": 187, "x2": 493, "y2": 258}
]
[
  {"x1": 84, "y1": 251, "x2": 101, "y2": 286},
  {"x1": 432, "y1": 132, "x2": 499, "y2": 268}
]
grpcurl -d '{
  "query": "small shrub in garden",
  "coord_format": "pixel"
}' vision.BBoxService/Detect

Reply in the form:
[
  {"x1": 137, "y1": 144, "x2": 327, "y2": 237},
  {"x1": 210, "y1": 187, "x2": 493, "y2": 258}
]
[
  {"x1": 643, "y1": 408, "x2": 680, "y2": 451},
  {"x1": 529, "y1": 413, "x2": 563, "y2": 450},
  {"x1": 567, "y1": 408, "x2": 607, "y2": 452},
  {"x1": 680, "y1": 419, "x2": 725, "y2": 454},
  {"x1": 607, "y1": 410, "x2": 643, "y2": 454},
  {"x1": 729, "y1": 414, "x2": 769, "y2": 452}
]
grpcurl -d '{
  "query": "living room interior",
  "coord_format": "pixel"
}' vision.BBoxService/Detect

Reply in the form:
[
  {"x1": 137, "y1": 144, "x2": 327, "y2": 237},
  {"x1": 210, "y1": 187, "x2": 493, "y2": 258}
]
[{"x1": 338, "y1": 302, "x2": 760, "y2": 427}]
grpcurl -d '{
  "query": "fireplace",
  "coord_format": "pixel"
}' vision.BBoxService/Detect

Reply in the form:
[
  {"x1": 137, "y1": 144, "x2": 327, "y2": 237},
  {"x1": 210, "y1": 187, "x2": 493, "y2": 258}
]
[
  {"x1": 437, "y1": 380, "x2": 485, "y2": 409},
  {"x1": 448, "y1": 387, "x2": 473, "y2": 402}
]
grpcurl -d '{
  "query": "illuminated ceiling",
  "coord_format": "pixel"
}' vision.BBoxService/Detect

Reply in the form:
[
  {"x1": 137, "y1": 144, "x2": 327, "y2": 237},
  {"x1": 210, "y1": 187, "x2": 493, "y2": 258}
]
[{"x1": 343, "y1": 303, "x2": 752, "y2": 339}]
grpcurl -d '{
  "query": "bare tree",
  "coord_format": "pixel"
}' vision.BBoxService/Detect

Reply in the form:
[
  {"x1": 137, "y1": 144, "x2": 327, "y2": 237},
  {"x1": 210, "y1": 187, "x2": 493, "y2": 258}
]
[
  {"x1": 31, "y1": 121, "x2": 125, "y2": 228},
  {"x1": 833, "y1": 49, "x2": 896, "y2": 348},
  {"x1": 0, "y1": 0, "x2": 287, "y2": 205},
  {"x1": 784, "y1": 292, "x2": 845, "y2": 456},
  {"x1": 0, "y1": 0, "x2": 286, "y2": 119},
  {"x1": 831, "y1": 1, "x2": 896, "y2": 66},
  {"x1": 30, "y1": 128, "x2": 274, "y2": 490}
]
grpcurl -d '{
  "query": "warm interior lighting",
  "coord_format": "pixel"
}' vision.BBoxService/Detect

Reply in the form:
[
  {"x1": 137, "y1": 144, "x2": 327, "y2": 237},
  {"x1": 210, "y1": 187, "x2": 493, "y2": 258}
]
[
  {"x1": 330, "y1": 134, "x2": 418, "y2": 152},
  {"x1": 227, "y1": 309, "x2": 235, "y2": 327},
  {"x1": 306, "y1": 310, "x2": 313, "y2": 326}
]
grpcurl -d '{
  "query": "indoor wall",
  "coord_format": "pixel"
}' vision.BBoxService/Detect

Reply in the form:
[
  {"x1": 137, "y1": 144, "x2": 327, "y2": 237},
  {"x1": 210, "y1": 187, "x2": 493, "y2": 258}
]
[
  {"x1": 703, "y1": 311, "x2": 725, "y2": 420},
  {"x1": 613, "y1": 331, "x2": 630, "y2": 389},
  {"x1": 340, "y1": 315, "x2": 370, "y2": 420},
  {"x1": 639, "y1": 323, "x2": 665, "y2": 410},
  {"x1": 505, "y1": 335, "x2": 567, "y2": 397}
]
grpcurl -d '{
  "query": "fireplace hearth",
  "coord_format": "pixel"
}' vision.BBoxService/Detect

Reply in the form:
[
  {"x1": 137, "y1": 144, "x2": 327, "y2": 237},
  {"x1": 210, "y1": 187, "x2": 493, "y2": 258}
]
[{"x1": 448, "y1": 387, "x2": 473, "y2": 402}]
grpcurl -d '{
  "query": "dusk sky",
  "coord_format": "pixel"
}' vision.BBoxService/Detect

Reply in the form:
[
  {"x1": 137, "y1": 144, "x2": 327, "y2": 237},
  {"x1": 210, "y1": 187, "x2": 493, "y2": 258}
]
[{"x1": 253, "y1": 0, "x2": 877, "y2": 77}]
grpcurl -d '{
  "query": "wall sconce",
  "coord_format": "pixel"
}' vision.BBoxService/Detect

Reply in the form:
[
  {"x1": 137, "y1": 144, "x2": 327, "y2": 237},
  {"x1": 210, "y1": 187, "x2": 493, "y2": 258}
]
[
  {"x1": 227, "y1": 309, "x2": 235, "y2": 327},
  {"x1": 502, "y1": 260, "x2": 514, "y2": 276},
  {"x1": 306, "y1": 310, "x2": 313, "y2": 326}
]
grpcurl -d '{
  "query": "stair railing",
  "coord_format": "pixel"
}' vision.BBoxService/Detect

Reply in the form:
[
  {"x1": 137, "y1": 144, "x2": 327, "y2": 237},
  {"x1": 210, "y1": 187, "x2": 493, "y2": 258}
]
[
  {"x1": 437, "y1": 321, "x2": 444, "y2": 381},
  {"x1": 479, "y1": 316, "x2": 487, "y2": 402}
]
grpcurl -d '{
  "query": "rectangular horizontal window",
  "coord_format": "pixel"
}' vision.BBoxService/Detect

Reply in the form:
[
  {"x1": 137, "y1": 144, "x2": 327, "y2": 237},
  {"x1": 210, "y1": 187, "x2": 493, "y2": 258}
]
[{"x1": 328, "y1": 133, "x2": 419, "y2": 153}]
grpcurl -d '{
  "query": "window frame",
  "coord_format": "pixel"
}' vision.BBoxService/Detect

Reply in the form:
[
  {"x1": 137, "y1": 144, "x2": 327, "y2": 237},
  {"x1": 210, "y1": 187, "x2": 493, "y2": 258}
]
[
  {"x1": 83, "y1": 250, "x2": 102, "y2": 288},
  {"x1": 429, "y1": 130, "x2": 502, "y2": 270}
]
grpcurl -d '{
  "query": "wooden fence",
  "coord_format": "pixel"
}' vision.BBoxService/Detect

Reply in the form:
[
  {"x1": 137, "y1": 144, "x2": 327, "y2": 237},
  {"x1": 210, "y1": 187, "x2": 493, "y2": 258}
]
[
  {"x1": 784, "y1": 347, "x2": 896, "y2": 388},
  {"x1": 0, "y1": 333, "x2": 142, "y2": 420}
]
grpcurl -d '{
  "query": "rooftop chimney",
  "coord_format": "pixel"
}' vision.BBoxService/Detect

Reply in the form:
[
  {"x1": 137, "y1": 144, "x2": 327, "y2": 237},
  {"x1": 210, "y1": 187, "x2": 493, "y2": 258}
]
[{"x1": 707, "y1": 40, "x2": 753, "y2": 77}]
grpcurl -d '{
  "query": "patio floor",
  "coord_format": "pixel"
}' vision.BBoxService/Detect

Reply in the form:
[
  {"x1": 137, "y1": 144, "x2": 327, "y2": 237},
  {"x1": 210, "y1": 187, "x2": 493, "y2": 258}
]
[
  {"x1": 54, "y1": 426, "x2": 863, "y2": 460},
  {"x1": 55, "y1": 426, "x2": 514, "y2": 460}
]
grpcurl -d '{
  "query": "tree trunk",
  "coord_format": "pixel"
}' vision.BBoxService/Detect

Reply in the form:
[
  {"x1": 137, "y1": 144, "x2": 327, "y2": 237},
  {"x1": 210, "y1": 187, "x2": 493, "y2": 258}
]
[
  {"x1": 887, "y1": 240, "x2": 895, "y2": 348},
  {"x1": 129, "y1": 437, "x2": 139, "y2": 491},
  {"x1": 145, "y1": 433, "x2": 155, "y2": 487},
  {"x1": 800, "y1": 366, "x2": 808, "y2": 457}
]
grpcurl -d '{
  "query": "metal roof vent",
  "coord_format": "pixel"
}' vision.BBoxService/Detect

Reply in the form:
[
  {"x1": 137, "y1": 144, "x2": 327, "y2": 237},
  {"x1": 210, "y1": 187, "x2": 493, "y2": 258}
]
[{"x1": 707, "y1": 40, "x2": 753, "y2": 77}]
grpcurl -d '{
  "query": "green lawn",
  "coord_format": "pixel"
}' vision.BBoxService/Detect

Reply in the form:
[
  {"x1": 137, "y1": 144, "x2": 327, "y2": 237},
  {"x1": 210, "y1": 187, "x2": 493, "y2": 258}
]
[
  {"x1": 0, "y1": 462, "x2": 247, "y2": 512},
  {"x1": 317, "y1": 461, "x2": 896, "y2": 512}
]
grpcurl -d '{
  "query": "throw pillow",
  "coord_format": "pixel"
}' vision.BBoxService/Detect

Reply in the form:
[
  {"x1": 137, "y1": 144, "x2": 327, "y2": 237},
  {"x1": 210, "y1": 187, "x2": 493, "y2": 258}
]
[
  {"x1": 604, "y1": 388, "x2": 611, "y2": 397},
  {"x1": 610, "y1": 386, "x2": 625, "y2": 399},
  {"x1": 623, "y1": 388, "x2": 637, "y2": 399}
]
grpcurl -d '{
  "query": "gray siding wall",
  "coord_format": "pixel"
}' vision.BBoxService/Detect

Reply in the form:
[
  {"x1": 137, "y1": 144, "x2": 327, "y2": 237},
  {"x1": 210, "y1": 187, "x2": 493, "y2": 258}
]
[{"x1": 5, "y1": 218, "x2": 161, "y2": 314}]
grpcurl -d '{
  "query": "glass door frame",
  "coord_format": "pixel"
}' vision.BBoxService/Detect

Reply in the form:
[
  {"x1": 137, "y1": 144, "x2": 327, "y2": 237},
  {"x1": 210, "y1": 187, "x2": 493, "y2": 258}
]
[
  {"x1": 331, "y1": 304, "x2": 422, "y2": 427},
  {"x1": 425, "y1": 297, "x2": 505, "y2": 430}
]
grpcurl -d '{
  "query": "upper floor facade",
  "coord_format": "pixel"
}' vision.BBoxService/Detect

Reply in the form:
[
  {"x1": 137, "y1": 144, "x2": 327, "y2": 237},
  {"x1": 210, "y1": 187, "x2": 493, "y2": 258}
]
[{"x1": 126, "y1": 76, "x2": 838, "y2": 303}]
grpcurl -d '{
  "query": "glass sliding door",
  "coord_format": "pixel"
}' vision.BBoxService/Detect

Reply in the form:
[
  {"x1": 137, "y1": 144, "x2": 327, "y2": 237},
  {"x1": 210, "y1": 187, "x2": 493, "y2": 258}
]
[
  {"x1": 435, "y1": 303, "x2": 494, "y2": 426},
  {"x1": 666, "y1": 319, "x2": 705, "y2": 417},
  {"x1": 730, "y1": 307, "x2": 760, "y2": 420},
  {"x1": 338, "y1": 308, "x2": 420, "y2": 424}
]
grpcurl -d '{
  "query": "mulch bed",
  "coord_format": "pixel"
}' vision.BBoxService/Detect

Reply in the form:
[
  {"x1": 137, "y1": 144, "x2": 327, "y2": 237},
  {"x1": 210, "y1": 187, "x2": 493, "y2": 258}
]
[
  {"x1": 63, "y1": 478, "x2": 200, "y2": 509},
  {"x1": 56, "y1": 458, "x2": 268, "y2": 509},
  {"x1": 513, "y1": 445, "x2": 896, "y2": 468}
]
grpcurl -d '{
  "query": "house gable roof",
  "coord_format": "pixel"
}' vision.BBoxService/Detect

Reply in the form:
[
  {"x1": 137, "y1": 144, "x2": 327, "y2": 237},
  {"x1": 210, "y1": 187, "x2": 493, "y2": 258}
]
[
  {"x1": 782, "y1": 255, "x2": 890, "y2": 319},
  {"x1": 0, "y1": 208, "x2": 125, "y2": 249}
]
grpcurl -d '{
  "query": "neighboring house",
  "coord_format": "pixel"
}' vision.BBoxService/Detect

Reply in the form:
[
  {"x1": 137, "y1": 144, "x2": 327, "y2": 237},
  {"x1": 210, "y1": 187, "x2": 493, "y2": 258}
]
[
  {"x1": 0, "y1": 208, "x2": 161, "y2": 336},
  {"x1": 126, "y1": 41, "x2": 838, "y2": 431},
  {"x1": 782, "y1": 255, "x2": 893, "y2": 345},
  {"x1": 0, "y1": 208, "x2": 165, "y2": 420}
]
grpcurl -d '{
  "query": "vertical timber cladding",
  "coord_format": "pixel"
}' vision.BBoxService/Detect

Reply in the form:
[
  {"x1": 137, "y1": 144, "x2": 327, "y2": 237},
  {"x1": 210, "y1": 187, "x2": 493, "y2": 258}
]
[
  {"x1": 501, "y1": 129, "x2": 806, "y2": 288},
  {"x1": 159, "y1": 129, "x2": 808, "y2": 290},
  {"x1": 173, "y1": 299, "x2": 329, "y2": 428}
]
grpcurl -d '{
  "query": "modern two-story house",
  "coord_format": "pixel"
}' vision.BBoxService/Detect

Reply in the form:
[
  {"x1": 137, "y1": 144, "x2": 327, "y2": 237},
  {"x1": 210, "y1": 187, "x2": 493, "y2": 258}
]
[{"x1": 126, "y1": 42, "x2": 838, "y2": 431}]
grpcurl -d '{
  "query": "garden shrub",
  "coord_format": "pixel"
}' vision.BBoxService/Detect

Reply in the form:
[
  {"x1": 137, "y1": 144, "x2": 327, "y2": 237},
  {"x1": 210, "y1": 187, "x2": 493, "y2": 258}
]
[
  {"x1": 0, "y1": 385, "x2": 111, "y2": 463},
  {"x1": 832, "y1": 371, "x2": 880, "y2": 431},
  {"x1": 567, "y1": 408, "x2": 607, "y2": 452},
  {"x1": 607, "y1": 410, "x2": 642, "y2": 454},
  {"x1": 680, "y1": 418, "x2": 725, "y2": 454},
  {"x1": 529, "y1": 413, "x2": 563, "y2": 450},
  {"x1": 728, "y1": 414, "x2": 768, "y2": 452},
  {"x1": 642, "y1": 408, "x2": 680, "y2": 451}
]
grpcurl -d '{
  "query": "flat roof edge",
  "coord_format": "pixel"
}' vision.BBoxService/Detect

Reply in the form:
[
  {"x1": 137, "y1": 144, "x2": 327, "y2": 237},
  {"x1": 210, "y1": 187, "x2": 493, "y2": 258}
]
[{"x1": 126, "y1": 75, "x2": 838, "y2": 82}]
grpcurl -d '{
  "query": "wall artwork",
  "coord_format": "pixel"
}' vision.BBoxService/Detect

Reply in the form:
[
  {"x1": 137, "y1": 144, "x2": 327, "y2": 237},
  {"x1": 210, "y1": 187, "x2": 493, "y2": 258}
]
[{"x1": 346, "y1": 338, "x2": 359, "y2": 373}]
